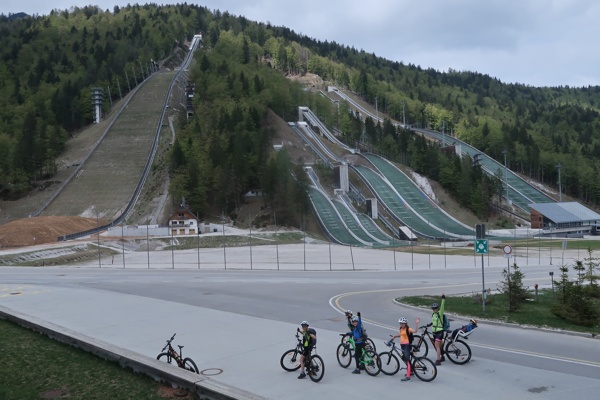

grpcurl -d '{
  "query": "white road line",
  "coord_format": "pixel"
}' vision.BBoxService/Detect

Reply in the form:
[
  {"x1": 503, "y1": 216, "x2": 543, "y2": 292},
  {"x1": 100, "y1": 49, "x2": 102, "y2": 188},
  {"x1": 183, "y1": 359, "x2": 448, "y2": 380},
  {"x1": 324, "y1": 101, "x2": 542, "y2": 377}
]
[{"x1": 329, "y1": 289, "x2": 600, "y2": 369}]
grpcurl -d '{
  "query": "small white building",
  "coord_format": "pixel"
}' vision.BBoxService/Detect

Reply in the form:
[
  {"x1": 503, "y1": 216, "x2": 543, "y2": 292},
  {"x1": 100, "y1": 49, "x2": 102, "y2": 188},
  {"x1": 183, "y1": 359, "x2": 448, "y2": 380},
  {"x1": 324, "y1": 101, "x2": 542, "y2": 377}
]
[{"x1": 168, "y1": 209, "x2": 199, "y2": 235}]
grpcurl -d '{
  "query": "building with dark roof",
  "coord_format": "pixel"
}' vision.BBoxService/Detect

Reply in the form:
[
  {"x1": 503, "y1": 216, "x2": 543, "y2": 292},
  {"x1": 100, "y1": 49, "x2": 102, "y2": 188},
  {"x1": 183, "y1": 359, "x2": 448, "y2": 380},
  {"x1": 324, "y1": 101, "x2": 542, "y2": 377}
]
[{"x1": 529, "y1": 202, "x2": 600, "y2": 237}]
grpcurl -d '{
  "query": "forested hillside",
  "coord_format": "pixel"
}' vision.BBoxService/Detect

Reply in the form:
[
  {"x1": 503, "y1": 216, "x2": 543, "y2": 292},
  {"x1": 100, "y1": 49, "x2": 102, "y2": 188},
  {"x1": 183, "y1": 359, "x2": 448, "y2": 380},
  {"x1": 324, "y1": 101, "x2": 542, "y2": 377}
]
[
  {"x1": 3, "y1": 2, "x2": 600, "y2": 224},
  {"x1": 0, "y1": 4, "x2": 199, "y2": 198}
]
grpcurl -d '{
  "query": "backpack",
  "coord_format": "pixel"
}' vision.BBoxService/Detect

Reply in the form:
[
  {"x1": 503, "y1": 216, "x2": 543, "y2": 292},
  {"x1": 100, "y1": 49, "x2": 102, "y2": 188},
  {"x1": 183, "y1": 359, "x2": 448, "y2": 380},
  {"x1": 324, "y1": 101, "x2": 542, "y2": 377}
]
[
  {"x1": 433, "y1": 312, "x2": 451, "y2": 331},
  {"x1": 442, "y1": 314, "x2": 450, "y2": 331},
  {"x1": 304, "y1": 328, "x2": 317, "y2": 346},
  {"x1": 361, "y1": 326, "x2": 368, "y2": 340},
  {"x1": 404, "y1": 325, "x2": 414, "y2": 344}
]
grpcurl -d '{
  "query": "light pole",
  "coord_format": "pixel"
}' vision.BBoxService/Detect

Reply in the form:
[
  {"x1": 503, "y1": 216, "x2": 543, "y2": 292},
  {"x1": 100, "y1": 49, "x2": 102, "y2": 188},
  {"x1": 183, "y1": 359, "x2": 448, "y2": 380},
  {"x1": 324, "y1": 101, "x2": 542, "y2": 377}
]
[
  {"x1": 556, "y1": 163, "x2": 562, "y2": 202},
  {"x1": 426, "y1": 213, "x2": 432, "y2": 269},
  {"x1": 502, "y1": 149, "x2": 509, "y2": 204},
  {"x1": 441, "y1": 120, "x2": 445, "y2": 146},
  {"x1": 402, "y1": 101, "x2": 406, "y2": 127}
]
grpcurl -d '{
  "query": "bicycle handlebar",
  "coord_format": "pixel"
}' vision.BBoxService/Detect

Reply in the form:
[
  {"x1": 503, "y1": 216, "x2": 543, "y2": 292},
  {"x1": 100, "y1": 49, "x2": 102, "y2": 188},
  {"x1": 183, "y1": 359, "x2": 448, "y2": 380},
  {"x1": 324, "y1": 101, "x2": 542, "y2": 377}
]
[{"x1": 161, "y1": 333, "x2": 176, "y2": 352}]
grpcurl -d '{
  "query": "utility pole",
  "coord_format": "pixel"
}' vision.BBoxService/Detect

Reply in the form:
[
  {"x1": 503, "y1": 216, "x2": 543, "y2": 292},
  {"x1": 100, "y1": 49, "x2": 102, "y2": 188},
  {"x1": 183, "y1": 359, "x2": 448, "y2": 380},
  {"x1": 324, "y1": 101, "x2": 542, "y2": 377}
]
[
  {"x1": 441, "y1": 120, "x2": 445, "y2": 146},
  {"x1": 402, "y1": 101, "x2": 406, "y2": 126},
  {"x1": 116, "y1": 78, "x2": 123, "y2": 100},
  {"x1": 502, "y1": 149, "x2": 509, "y2": 204},
  {"x1": 125, "y1": 71, "x2": 131, "y2": 91},
  {"x1": 556, "y1": 163, "x2": 563, "y2": 202}
]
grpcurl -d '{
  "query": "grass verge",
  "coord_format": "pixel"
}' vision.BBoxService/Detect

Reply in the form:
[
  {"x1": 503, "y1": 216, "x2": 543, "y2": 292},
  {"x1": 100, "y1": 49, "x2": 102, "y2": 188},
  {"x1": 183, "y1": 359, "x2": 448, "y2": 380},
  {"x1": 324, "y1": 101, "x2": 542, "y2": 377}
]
[
  {"x1": 398, "y1": 289, "x2": 600, "y2": 335},
  {"x1": 0, "y1": 319, "x2": 196, "y2": 400}
]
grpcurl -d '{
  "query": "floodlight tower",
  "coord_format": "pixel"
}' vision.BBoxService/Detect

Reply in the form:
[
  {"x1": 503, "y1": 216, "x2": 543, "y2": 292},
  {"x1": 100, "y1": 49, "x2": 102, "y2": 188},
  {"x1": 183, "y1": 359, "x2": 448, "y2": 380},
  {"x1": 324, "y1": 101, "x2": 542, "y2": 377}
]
[{"x1": 91, "y1": 87, "x2": 104, "y2": 124}]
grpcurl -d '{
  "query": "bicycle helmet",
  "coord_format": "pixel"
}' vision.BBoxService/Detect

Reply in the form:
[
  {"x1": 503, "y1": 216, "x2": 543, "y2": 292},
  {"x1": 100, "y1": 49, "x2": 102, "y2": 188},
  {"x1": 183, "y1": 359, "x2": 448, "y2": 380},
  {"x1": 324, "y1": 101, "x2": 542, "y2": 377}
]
[
  {"x1": 431, "y1": 302, "x2": 439, "y2": 309},
  {"x1": 345, "y1": 310, "x2": 353, "y2": 315},
  {"x1": 351, "y1": 316, "x2": 359, "y2": 322},
  {"x1": 398, "y1": 317, "x2": 408, "y2": 324},
  {"x1": 470, "y1": 319, "x2": 478, "y2": 327},
  {"x1": 301, "y1": 321, "x2": 309, "y2": 326}
]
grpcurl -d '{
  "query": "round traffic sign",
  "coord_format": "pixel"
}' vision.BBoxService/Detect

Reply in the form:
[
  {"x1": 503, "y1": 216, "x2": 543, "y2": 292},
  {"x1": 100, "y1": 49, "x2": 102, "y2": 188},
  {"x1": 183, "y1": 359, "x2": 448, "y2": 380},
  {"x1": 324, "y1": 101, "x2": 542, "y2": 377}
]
[{"x1": 502, "y1": 244, "x2": 512, "y2": 255}]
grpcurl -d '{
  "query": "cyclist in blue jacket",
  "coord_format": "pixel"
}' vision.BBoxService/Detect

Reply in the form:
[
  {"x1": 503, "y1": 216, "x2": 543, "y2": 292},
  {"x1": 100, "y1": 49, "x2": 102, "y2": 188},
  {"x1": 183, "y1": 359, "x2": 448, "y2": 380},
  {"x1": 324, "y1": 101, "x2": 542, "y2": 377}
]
[{"x1": 347, "y1": 311, "x2": 366, "y2": 374}]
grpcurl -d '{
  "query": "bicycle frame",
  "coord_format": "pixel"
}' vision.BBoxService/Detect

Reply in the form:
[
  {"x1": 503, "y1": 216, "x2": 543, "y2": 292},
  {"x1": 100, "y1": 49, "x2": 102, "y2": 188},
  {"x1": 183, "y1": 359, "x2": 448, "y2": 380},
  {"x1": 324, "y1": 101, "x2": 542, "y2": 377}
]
[
  {"x1": 344, "y1": 336, "x2": 374, "y2": 366},
  {"x1": 383, "y1": 340, "x2": 412, "y2": 363},
  {"x1": 157, "y1": 333, "x2": 199, "y2": 374},
  {"x1": 161, "y1": 334, "x2": 186, "y2": 367},
  {"x1": 415, "y1": 325, "x2": 447, "y2": 348}
]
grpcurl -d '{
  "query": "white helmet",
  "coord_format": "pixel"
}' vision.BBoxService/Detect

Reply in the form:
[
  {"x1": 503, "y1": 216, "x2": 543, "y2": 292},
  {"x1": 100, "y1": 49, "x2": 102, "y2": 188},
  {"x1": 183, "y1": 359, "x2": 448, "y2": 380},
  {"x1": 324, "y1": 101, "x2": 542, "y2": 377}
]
[
  {"x1": 301, "y1": 321, "x2": 309, "y2": 326},
  {"x1": 351, "y1": 316, "x2": 359, "y2": 322},
  {"x1": 398, "y1": 317, "x2": 408, "y2": 324},
  {"x1": 345, "y1": 310, "x2": 353, "y2": 315}
]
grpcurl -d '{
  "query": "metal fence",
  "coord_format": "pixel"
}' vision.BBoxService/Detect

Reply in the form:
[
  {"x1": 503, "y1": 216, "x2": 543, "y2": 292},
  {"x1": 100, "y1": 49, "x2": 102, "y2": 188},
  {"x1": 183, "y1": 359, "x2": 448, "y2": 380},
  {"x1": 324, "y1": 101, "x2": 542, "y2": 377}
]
[{"x1": 77, "y1": 225, "x2": 581, "y2": 272}]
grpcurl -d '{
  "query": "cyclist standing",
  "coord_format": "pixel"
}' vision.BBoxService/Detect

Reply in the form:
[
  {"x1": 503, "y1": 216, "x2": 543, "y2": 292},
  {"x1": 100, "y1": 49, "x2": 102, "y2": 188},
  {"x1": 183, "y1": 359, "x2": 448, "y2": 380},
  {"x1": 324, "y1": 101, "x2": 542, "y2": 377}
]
[
  {"x1": 348, "y1": 311, "x2": 366, "y2": 374},
  {"x1": 391, "y1": 316, "x2": 420, "y2": 381},
  {"x1": 297, "y1": 321, "x2": 317, "y2": 379},
  {"x1": 431, "y1": 294, "x2": 446, "y2": 366}
]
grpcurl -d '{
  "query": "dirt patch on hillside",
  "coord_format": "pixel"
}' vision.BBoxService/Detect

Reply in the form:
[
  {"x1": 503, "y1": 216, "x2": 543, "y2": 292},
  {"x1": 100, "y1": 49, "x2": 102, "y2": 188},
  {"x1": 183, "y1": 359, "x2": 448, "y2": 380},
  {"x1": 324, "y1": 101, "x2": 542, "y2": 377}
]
[
  {"x1": 0, "y1": 216, "x2": 104, "y2": 248},
  {"x1": 287, "y1": 72, "x2": 325, "y2": 90}
]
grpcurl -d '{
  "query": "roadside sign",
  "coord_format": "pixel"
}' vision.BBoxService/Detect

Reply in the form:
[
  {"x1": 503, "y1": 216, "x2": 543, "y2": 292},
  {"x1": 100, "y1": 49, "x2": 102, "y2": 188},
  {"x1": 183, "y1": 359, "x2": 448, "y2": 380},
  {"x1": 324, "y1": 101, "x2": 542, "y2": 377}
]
[
  {"x1": 502, "y1": 244, "x2": 512, "y2": 255},
  {"x1": 475, "y1": 239, "x2": 488, "y2": 254}
]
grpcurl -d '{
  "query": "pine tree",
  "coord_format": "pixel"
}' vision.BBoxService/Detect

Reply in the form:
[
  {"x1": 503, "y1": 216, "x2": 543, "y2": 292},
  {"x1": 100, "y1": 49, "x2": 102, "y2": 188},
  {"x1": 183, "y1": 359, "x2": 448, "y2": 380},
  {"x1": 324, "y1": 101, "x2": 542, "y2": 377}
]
[{"x1": 498, "y1": 262, "x2": 530, "y2": 312}]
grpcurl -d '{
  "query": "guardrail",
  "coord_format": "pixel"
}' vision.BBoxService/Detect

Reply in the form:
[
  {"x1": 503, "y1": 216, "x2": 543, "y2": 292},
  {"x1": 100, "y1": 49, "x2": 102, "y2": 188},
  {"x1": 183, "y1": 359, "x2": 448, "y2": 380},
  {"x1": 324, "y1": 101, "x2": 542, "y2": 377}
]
[{"x1": 58, "y1": 37, "x2": 203, "y2": 242}]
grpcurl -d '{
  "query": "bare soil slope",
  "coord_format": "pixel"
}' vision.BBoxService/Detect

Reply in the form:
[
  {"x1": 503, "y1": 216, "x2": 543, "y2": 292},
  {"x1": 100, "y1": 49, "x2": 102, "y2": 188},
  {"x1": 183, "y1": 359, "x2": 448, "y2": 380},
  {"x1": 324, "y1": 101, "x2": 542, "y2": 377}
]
[{"x1": 0, "y1": 216, "x2": 102, "y2": 248}]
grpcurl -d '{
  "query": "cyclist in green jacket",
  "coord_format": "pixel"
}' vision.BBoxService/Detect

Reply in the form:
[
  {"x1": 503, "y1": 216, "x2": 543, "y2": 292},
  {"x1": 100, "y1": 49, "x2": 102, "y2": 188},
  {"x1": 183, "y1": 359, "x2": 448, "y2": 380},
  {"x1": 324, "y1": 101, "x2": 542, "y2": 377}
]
[
  {"x1": 297, "y1": 321, "x2": 317, "y2": 379},
  {"x1": 431, "y1": 294, "x2": 446, "y2": 366}
]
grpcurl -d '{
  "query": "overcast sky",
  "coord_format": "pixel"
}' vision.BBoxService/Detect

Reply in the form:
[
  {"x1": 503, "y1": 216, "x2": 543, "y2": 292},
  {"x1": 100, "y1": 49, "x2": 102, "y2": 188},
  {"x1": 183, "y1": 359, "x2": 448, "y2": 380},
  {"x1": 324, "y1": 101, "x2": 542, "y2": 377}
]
[{"x1": 4, "y1": 1, "x2": 599, "y2": 88}]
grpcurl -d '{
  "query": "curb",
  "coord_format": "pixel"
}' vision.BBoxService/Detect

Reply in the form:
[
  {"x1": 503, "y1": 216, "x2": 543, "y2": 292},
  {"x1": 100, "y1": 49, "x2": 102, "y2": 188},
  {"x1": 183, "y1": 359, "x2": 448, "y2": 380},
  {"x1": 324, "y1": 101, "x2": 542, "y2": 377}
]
[
  {"x1": 391, "y1": 299, "x2": 599, "y2": 339},
  {"x1": 0, "y1": 306, "x2": 267, "y2": 400}
]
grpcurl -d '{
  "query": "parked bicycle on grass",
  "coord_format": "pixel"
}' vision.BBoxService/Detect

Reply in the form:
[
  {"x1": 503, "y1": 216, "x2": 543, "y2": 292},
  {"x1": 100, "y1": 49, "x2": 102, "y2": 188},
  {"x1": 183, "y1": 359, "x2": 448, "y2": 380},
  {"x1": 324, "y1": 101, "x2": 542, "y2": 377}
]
[
  {"x1": 156, "y1": 333, "x2": 199, "y2": 374},
  {"x1": 280, "y1": 328, "x2": 324, "y2": 382}
]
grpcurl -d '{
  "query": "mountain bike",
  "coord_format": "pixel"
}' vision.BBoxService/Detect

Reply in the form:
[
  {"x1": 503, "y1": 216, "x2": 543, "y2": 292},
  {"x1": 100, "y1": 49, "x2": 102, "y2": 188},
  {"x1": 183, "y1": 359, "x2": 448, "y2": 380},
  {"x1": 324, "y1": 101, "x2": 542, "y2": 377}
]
[
  {"x1": 378, "y1": 339, "x2": 437, "y2": 382},
  {"x1": 412, "y1": 323, "x2": 473, "y2": 364},
  {"x1": 340, "y1": 332, "x2": 376, "y2": 352},
  {"x1": 280, "y1": 330, "x2": 325, "y2": 382},
  {"x1": 336, "y1": 334, "x2": 381, "y2": 376},
  {"x1": 156, "y1": 333, "x2": 199, "y2": 374}
]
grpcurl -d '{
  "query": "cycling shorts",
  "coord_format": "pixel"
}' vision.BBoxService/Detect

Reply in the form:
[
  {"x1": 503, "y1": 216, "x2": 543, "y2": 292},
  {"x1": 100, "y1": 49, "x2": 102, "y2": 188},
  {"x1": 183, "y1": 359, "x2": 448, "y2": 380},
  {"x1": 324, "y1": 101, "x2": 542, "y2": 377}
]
[{"x1": 433, "y1": 331, "x2": 444, "y2": 342}]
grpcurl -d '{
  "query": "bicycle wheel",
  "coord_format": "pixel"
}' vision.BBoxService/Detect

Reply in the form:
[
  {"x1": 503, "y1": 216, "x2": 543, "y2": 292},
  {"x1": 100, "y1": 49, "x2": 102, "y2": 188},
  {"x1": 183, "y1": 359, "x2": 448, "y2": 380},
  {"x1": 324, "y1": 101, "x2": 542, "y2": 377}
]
[
  {"x1": 444, "y1": 339, "x2": 471, "y2": 364},
  {"x1": 363, "y1": 350, "x2": 381, "y2": 376},
  {"x1": 411, "y1": 335, "x2": 428, "y2": 358},
  {"x1": 182, "y1": 357, "x2": 199, "y2": 374},
  {"x1": 336, "y1": 343, "x2": 352, "y2": 368},
  {"x1": 364, "y1": 338, "x2": 377, "y2": 352},
  {"x1": 280, "y1": 349, "x2": 301, "y2": 371},
  {"x1": 411, "y1": 356, "x2": 437, "y2": 382},
  {"x1": 307, "y1": 354, "x2": 325, "y2": 382},
  {"x1": 156, "y1": 352, "x2": 173, "y2": 364},
  {"x1": 377, "y1": 351, "x2": 400, "y2": 376}
]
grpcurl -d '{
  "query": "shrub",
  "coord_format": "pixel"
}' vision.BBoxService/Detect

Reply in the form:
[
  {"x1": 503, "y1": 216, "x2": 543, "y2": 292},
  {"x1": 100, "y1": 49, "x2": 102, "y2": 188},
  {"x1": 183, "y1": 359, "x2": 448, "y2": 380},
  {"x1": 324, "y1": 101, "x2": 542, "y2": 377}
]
[{"x1": 498, "y1": 263, "x2": 530, "y2": 311}]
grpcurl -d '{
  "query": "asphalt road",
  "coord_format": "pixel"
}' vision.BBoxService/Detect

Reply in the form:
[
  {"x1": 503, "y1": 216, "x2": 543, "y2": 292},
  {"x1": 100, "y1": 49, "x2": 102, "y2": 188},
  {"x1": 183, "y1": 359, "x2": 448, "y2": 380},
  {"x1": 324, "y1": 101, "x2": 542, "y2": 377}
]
[{"x1": 3, "y1": 265, "x2": 599, "y2": 377}]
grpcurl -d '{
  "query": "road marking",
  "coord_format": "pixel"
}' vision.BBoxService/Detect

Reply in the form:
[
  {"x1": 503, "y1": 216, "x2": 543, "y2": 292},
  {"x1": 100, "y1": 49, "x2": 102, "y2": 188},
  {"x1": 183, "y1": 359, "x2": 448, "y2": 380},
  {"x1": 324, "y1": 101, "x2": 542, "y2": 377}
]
[
  {"x1": 0, "y1": 286, "x2": 49, "y2": 298},
  {"x1": 469, "y1": 343, "x2": 600, "y2": 368},
  {"x1": 329, "y1": 288, "x2": 600, "y2": 369}
]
